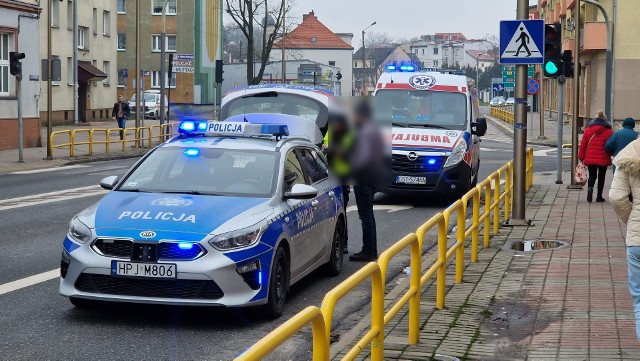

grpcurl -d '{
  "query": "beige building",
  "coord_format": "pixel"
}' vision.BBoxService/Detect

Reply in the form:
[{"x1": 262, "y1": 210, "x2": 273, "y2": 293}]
[
  {"x1": 40, "y1": 0, "x2": 117, "y2": 124},
  {"x1": 539, "y1": 0, "x2": 639, "y2": 126}
]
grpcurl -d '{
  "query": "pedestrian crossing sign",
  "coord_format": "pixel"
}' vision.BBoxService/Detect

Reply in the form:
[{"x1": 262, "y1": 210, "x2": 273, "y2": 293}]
[{"x1": 499, "y1": 19, "x2": 544, "y2": 64}]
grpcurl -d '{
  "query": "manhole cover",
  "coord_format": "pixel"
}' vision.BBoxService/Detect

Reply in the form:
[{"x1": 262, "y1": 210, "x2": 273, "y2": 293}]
[{"x1": 504, "y1": 239, "x2": 570, "y2": 252}]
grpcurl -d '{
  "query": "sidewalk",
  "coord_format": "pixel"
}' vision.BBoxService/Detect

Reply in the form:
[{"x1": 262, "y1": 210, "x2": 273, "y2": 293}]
[
  {"x1": 0, "y1": 120, "x2": 164, "y2": 173},
  {"x1": 485, "y1": 110, "x2": 575, "y2": 147},
  {"x1": 331, "y1": 171, "x2": 639, "y2": 360}
]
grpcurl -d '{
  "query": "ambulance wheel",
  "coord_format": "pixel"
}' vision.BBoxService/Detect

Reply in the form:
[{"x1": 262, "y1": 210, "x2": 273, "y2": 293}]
[
  {"x1": 69, "y1": 297, "x2": 100, "y2": 309},
  {"x1": 262, "y1": 246, "x2": 289, "y2": 319},
  {"x1": 322, "y1": 219, "x2": 345, "y2": 276}
]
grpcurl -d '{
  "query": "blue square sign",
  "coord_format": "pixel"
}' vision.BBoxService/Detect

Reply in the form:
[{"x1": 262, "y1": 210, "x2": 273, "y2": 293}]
[{"x1": 499, "y1": 19, "x2": 544, "y2": 64}]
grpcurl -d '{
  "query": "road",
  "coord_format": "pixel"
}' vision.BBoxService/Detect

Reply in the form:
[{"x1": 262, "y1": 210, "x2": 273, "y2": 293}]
[{"x1": 0, "y1": 121, "x2": 567, "y2": 360}]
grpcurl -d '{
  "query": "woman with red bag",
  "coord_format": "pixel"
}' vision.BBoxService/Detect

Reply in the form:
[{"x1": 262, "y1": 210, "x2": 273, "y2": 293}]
[{"x1": 578, "y1": 110, "x2": 614, "y2": 202}]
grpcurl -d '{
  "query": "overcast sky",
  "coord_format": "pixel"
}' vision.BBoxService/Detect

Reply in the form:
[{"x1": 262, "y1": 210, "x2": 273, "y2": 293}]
[{"x1": 282, "y1": 0, "x2": 537, "y2": 46}]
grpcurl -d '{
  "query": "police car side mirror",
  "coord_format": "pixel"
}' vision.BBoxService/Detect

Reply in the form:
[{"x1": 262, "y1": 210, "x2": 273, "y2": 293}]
[
  {"x1": 99, "y1": 175, "x2": 119, "y2": 190},
  {"x1": 472, "y1": 118, "x2": 487, "y2": 136},
  {"x1": 284, "y1": 184, "x2": 318, "y2": 200}
]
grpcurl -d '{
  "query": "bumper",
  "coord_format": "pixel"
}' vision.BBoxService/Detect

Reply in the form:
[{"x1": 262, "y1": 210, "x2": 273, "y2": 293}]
[
  {"x1": 379, "y1": 160, "x2": 472, "y2": 195},
  {"x1": 59, "y1": 238, "x2": 273, "y2": 307}
]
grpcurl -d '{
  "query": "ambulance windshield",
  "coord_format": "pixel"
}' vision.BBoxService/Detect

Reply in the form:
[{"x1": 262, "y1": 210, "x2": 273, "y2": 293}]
[{"x1": 374, "y1": 90, "x2": 468, "y2": 130}]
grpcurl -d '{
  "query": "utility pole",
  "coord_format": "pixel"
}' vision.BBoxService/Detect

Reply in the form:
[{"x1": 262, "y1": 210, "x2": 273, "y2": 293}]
[
  {"x1": 17, "y1": 68, "x2": 23, "y2": 163},
  {"x1": 570, "y1": 2, "x2": 581, "y2": 187},
  {"x1": 73, "y1": 0, "x2": 78, "y2": 125},
  {"x1": 538, "y1": 64, "x2": 545, "y2": 139},
  {"x1": 159, "y1": 0, "x2": 168, "y2": 128},
  {"x1": 46, "y1": 0, "x2": 53, "y2": 159},
  {"x1": 509, "y1": 0, "x2": 530, "y2": 225},
  {"x1": 281, "y1": 0, "x2": 286, "y2": 84},
  {"x1": 135, "y1": 0, "x2": 141, "y2": 129},
  {"x1": 556, "y1": 76, "x2": 565, "y2": 184},
  {"x1": 361, "y1": 22, "x2": 376, "y2": 95}
]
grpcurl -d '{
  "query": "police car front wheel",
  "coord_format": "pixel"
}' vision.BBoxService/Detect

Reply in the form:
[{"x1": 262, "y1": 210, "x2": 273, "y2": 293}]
[
  {"x1": 262, "y1": 246, "x2": 290, "y2": 319},
  {"x1": 322, "y1": 219, "x2": 345, "y2": 277}
]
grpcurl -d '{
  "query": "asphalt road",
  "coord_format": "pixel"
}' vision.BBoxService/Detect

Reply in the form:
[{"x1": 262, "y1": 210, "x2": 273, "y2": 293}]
[{"x1": 0, "y1": 123, "x2": 566, "y2": 360}]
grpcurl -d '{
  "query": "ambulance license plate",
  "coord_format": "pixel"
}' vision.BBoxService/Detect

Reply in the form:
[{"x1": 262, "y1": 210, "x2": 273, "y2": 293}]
[
  {"x1": 396, "y1": 176, "x2": 427, "y2": 185},
  {"x1": 111, "y1": 261, "x2": 176, "y2": 279}
]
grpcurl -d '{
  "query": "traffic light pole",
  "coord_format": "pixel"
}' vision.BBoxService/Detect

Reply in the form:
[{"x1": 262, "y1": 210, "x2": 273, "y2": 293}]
[
  {"x1": 508, "y1": 0, "x2": 530, "y2": 226},
  {"x1": 17, "y1": 74, "x2": 23, "y2": 163},
  {"x1": 556, "y1": 76, "x2": 565, "y2": 184},
  {"x1": 570, "y1": 2, "x2": 581, "y2": 187}
]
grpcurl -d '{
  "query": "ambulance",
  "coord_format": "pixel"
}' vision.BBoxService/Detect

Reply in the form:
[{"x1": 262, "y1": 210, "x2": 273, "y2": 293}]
[{"x1": 373, "y1": 65, "x2": 487, "y2": 198}]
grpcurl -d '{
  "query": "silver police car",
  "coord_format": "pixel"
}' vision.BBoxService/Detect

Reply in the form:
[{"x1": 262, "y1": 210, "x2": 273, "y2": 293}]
[{"x1": 60, "y1": 116, "x2": 346, "y2": 318}]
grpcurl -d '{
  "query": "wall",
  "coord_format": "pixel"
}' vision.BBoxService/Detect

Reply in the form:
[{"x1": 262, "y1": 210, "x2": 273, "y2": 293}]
[
  {"x1": 290, "y1": 48, "x2": 352, "y2": 95},
  {"x1": 0, "y1": 2, "x2": 41, "y2": 150}
]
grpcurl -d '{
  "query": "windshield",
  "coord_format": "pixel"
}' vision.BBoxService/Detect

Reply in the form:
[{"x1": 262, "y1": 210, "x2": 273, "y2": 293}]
[
  {"x1": 130, "y1": 93, "x2": 157, "y2": 102},
  {"x1": 374, "y1": 90, "x2": 468, "y2": 130},
  {"x1": 223, "y1": 93, "x2": 323, "y2": 123},
  {"x1": 118, "y1": 147, "x2": 277, "y2": 197}
]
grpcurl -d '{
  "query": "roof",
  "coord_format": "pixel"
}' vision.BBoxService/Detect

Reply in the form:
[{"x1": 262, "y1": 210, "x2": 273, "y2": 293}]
[
  {"x1": 465, "y1": 50, "x2": 495, "y2": 61},
  {"x1": 353, "y1": 46, "x2": 397, "y2": 66},
  {"x1": 435, "y1": 33, "x2": 467, "y2": 41},
  {"x1": 407, "y1": 54, "x2": 424, "y2": 69},
  {"x1": 78, "y1": 61, "x2": 107, "y2": 81},
  {"x1": 274, "y1": 11, "x2": 353, "y2": 50}
]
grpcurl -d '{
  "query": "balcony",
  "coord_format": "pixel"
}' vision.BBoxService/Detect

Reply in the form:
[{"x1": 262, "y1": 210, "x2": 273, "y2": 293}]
[
  {"x1": 580, "y1": 22, "x2": 608, "y2": 53},
  {"x1": 558, "y1": 0, "x2": 568, "y2": 18}
]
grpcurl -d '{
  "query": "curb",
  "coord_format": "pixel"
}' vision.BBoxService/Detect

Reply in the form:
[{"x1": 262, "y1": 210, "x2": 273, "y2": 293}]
[
  {"x1": 0, "y1": 150, "x2": 149, "y2": 174},
  {"x1": 66, "y1": 150, "x2": 149, "y2": 165},
  {"x1": 485, "y1": 115, "x2": 563, "y2": 148}
]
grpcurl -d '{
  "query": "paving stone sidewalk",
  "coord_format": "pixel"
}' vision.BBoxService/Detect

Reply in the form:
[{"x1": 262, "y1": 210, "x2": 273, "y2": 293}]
[{"x1": 331, "y1": 171, "x2": 639, "y2": 360}]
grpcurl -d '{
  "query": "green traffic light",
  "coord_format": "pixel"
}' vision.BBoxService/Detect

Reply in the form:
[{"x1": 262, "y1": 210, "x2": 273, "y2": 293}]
[{"x1": 544, "y1": 61, "x2": 559, "y2": 75}]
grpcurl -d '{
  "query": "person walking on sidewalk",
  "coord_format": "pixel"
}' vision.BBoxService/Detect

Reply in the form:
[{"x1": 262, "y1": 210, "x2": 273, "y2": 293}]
[
  {"x1": 605, "y1": 117, "x2": 638, "y2": 173},
  {"x1": 609, "y1": 138, "x2": 640, "y2": 341},
  {"x1": 578, "y1": 110, "x2": 613, "y2": 202},
  {"x1": 112, "y1": 95, "x2": 130, "y2": 140}
]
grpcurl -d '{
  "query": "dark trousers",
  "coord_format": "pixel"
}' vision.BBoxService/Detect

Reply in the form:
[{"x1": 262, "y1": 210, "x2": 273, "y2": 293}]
[
  {"x1": 116, "y1": 117, "x2": 126, "y2": 140},
  {"x1": 587, "y1": 165, "x2": 608, "y2": 196},
  {"x1": 354, "y1": 185, "x2": 377, "y2": 256}
]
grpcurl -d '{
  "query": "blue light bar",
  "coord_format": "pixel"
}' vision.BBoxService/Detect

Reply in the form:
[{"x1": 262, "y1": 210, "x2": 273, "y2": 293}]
[
  {"x1": 385, "y1": 64, "x2": 397, "y2": 71},
  {"x1": 184, "y1": 148, "x2": 199, "y2": 157},
  {"x1": 178, "y1": 120, "x2": 289, "y2": 138},
  {"x1": 178, "y1": 242, "x2": 194, "y2": 250},
  {"x1": 197, "y1": 122, "x2": 208, "y2": 131},
  {"x1": 179, "y1": 121, "x2": 195, "y2": 132}
]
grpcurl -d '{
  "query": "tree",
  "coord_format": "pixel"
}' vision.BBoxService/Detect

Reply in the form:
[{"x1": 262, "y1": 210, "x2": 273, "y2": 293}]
[{"x1": 225, "y1": 0, "x2": 292, "y2": 85}]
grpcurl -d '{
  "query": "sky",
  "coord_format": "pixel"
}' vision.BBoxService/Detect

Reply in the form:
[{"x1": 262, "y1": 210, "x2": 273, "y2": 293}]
[{"x1": 277, "y1": 0, "x2": 538, "y2": 46}]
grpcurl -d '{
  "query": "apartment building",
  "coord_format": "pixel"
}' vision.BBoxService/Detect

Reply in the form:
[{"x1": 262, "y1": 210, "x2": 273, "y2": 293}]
[
  {"x1": 0, "y1": 0, "x2": 40, "y2": 150},
  {"x1": 539, "y1": 0, "x2": 640, "y2": 125},
  {"x1": 39, "y1": 0, "x2": 117, "y2": 124}
]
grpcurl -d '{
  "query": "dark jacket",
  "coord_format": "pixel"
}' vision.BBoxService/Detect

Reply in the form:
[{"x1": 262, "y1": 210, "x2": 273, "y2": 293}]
[
  {"x1": 605, "y1": 127, "x2": 638, "y2": 157},
  {"x1": 578, "y1": 118, "x2": 614, "y2": 166},
  {"x1": 112, "y1": 101, "x2": 130, "y2": 119}
]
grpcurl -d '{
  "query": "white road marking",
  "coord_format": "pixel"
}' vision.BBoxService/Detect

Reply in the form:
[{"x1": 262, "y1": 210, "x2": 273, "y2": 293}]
[
  {"x1": 0, "y1": 185, "x2": 107, "y2": 211},
  {"x1": 347, "y1": 204, "x2": 413, "y2": 213},
  {"x1": 0, "y1": 269, "x2": 59, "y2": 296},
  {"x1": 11, "y1": 165, "x2": 89, "y2": 175}
]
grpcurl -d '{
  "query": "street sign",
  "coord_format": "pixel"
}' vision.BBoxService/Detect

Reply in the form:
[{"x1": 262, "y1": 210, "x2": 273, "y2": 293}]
[
  {"x1": 492, "y1": 83, "x2": 505, "y2": 92},
  {"x1": 527, "y1": 78, "x2": 540, "y2": 95},
  {"x1": 502, "y1": 65, "x2": 535, "y2": 87},
  {"x1": 176, "y1": 54, "x2": 194, "y2": 60},
  {"x1": 122, "y1": 69, "x2": 128, "y2": 78},
  {"x1": 499, "y1": 19, "x2": 544, "y2": 64},
  {"x1": 173, "y1": 67, "x2": 194, "y2": 73}
]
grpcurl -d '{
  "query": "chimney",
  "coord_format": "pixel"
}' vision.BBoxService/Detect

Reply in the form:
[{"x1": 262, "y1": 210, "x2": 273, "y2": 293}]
[{"x1": 303, "y1": 10, "x2": 315, "y2": 21}]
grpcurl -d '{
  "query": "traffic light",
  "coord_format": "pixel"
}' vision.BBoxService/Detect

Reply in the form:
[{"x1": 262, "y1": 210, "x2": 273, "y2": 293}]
[
  {"x1": 9, "y1": 52, "x2": 25, "y2": 78},
  {"x1": 563, "y1": 50, "x2": 574, "y2": 78},
  {"x1": 543, "y1": 24, "x2": 562, "y2": 77},
  {"x1": 336, "y1": 71, "x2": 342, "y2": 80},
  {"x1": 215, "y1": 59, "x2": 224, "y2": 84}
]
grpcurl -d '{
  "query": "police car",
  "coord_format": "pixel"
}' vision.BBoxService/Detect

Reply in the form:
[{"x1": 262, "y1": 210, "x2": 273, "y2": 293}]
[
  {"x1": 373, "y1": 64, "x2": 487, "y2": 198},
  {"x1": 59, "y1": 116, "x2": 346, "y2": 318}
]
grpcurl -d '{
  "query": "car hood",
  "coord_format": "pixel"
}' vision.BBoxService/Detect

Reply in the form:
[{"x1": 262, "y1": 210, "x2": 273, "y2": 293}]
[
  {"x1": 390, "y1": 128, "x2": 466, "y2": 152},
  {"x1": 85, "y1": 191, "x2": 273, "y2": 241}
]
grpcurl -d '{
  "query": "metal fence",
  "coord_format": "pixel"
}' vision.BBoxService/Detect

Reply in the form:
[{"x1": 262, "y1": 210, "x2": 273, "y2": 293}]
[
  {"x1": 235, "y1": 148, "x2": 534, "y2": 361},
  {"x1": 489, "y1": 105, "x2": 515, "y2": 124}
]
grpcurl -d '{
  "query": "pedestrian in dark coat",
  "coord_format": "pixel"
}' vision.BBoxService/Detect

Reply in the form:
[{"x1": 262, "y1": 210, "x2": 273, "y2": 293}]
[
  {"x1": 578, "y1": 110, "x2": 614, "y2": 202},
  {"x1": 112, "y1": 95, "x2": 131, "y2": 140},
  {"x1": 605, "y1": 117, "x2": 638, "y2": 172}
]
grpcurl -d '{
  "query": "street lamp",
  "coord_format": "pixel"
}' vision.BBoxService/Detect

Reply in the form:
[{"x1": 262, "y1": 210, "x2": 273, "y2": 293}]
[
  {"x1": 361, "y1": 21, "x2": 376, "y2": 95},
  {"x1": 476, "y1": 52, "x2": 483, "y2": 94}
]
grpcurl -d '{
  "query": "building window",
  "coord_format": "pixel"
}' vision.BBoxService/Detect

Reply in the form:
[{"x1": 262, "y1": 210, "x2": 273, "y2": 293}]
[
  {"x1": 52, "y1": 56, "x2": 61, "y2": 86},
  {"x1": 103, "y1": 11, "x2": 111, "y2": 36},
  {"x1": 67, "y1": 57, "x2": 73, "y2": 85},
  {"x1": 433, "y1": 60, "x2": 438, "y2": 67},
  {"x1": 422, "y1": 49, "x2": 424, "y2": 55},
  {"x1": 92, "y1": 8, "x2": 97, "y2": 35},
  {"x1": 103, "y1": 61, "x2": 110, "y2": 86},
  {"x1": 413, "y1": 49, "x2": 417, "y2": 54},
  {"x1": 77, "y1": 27, "x2": 88, "y2": 49},
  {"x1": 151, "y1": 70, "x2": 176, "y2": 88},
  {"x1": 0, "y1": 33, "x2": 13, "y2": 96},
  {"x1": 92, "y1": 60, "x2": 97, "y2": 86},
  {"x1": 67, "y1": 1, "x2": 73, "y2": 30},
  {"x1": 51, "y1": 0, "x2": 60, "y2": 28},
  {"x1": 152, "y1": 34, "x2": 176, "y2": 52},
  {"x1": 433, "y1": 48, "x2": 438, "y2": 55},
  {"x1": 328, "y1": 61, "x2": 335, "y2": 66},
  {"x1": 152, "y1": 0, "x2": 177, "y2": 15},
  {"x1": 354, "y1": 61, "x2": 357, "y2": 67},
  {"x1": 117, "y1": 0, "x2": 126, "y2": 14},
  {"x1": 117, "y1": 33, "x2": 126, "y2": 51},
  {"x1": 117, "y1": 69, "x2": 126, "y2": 87}
]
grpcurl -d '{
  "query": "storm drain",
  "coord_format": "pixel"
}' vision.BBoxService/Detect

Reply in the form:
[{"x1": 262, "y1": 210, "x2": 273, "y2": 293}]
[{"x1": 503, "y1": 239, "x2": 570, "y2": 252}]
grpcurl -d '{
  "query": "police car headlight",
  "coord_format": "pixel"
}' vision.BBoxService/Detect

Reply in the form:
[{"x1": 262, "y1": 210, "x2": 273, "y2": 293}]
[
  {"x1": 69, "y1": 217, "x2": 92, "y2": 244},
  {"x1": 443, "y1": 139, "x2": 467, "y2": 168},
  {"x1": 208, "y1": 224, "x2": 267, "y2": 251}
]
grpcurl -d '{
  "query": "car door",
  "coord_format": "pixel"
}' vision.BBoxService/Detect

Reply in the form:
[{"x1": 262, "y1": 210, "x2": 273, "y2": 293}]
[
  {"x1": 295, "y1": 147, "x2": 334, "y2": 263},
  {"x1": 282, "y1": 149, "x2": 317, "y2": 278}
]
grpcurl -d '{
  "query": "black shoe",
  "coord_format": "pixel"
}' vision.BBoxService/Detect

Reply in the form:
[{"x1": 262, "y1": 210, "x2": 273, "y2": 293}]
[
  {"x1": 596, "y1": 196, "x2": 606, "y2": 202},
  {"x1": 348, "y1": 252, "x2": 377, "y2": 262},
  {"x1": 587, "y1": 188, "x2": 593, "y2": 203}
]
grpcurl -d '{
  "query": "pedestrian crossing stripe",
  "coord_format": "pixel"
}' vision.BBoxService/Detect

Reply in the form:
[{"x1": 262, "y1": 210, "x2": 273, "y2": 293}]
[{"x1": 501, "y1": 22, "x2": 541, "y2": 59}]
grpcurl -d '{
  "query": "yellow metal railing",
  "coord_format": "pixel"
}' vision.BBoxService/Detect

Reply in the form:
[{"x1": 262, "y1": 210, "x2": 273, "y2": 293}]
[
  {"x1": 489, "y1": 105, "x2": 514, "y2": 124},
  {"x1": 236, "y1": 149, "x2": 534, "y2": 361},
  {"x1": 49, "y1": 123, "x2": 176, "y2": 157}
]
